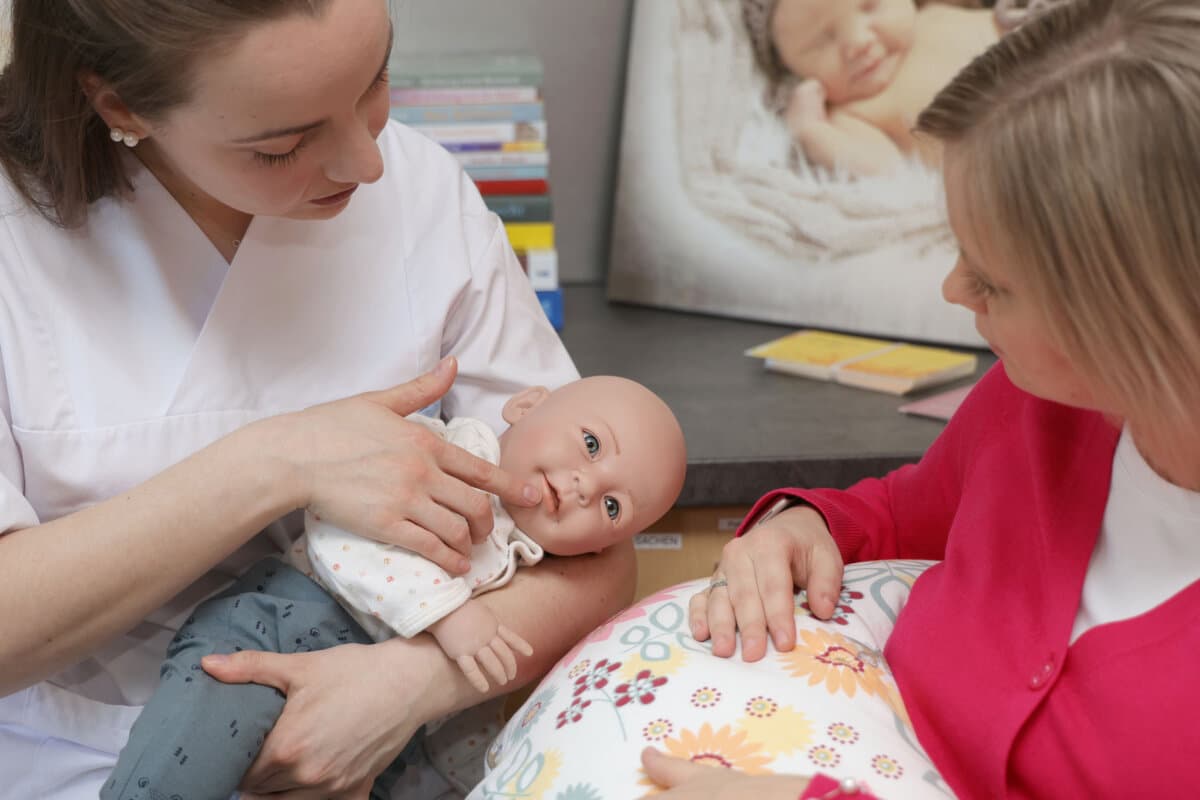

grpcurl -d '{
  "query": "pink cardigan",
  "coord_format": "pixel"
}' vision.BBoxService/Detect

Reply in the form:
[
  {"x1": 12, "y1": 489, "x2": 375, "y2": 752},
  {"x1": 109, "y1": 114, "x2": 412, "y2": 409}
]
[{"x1": 739, "y1": 366, "x2": 1200, "y2": 798}]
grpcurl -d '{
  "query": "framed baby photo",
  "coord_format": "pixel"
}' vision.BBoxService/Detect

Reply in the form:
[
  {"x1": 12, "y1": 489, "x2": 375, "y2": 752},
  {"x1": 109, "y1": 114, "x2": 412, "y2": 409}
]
[{"x1": 606, "y1": 0, "x2": 1016, "y2": 347}]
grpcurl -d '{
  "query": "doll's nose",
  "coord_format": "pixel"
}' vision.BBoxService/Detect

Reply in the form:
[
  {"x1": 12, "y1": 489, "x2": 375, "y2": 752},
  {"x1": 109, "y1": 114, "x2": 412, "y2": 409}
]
[{"x1": 571, "y1": 470, "x2": 594, "y2": 505}]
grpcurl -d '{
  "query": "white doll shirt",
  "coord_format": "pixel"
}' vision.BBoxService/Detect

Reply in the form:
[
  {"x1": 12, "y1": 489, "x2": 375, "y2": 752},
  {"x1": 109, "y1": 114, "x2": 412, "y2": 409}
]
[{"x1": 288, "y1": 414, "x2": 544, "y2": 641}]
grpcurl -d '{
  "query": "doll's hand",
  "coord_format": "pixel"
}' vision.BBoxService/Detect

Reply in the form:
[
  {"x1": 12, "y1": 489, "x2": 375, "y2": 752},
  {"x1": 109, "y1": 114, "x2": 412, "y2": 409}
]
[
  {"x1": 785, "y1": 78, "x2": 830, "y2": 133},
  {"x1": 429, "y1": 599, "x2": 534, "y2": 692},
  {"x1": 690, "y1": 504, "x2": 844, "y2": 662}
]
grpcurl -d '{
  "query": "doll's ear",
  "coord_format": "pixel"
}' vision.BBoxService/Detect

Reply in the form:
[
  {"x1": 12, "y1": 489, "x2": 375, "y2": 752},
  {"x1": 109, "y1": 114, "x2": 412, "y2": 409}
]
[{"x1": 501, "y1": 386, "x2": 550, "y2": 425}]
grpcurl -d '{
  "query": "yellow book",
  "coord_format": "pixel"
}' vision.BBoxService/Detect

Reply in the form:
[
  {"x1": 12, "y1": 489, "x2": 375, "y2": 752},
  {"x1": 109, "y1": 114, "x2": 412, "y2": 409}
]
[
  {"x1": 745, "y1": 330, "x2": 894, "y2": 380},
  {"x1": 505, "y1": 222, "x2": 554, "y2": 252},
  {"x1": 502, "y1": 141, "x2": 547, "y2": 153},
  {"x1": 746, "y1": 329, "x2": 978, "y2": 395}
]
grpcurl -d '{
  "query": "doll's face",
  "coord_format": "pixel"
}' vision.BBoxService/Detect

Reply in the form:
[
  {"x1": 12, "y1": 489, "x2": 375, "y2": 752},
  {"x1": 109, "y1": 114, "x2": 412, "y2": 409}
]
[
  {"x1": 497, "y1": 377, "x2": 686, "y2": 556},
  {"x1": 772, "y1": 0, "x2": 917, "y2": 105}
]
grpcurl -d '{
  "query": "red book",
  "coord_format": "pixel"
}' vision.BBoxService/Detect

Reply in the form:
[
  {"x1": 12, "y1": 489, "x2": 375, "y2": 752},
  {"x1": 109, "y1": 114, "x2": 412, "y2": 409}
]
[{"x1": 475, "y1": 179, "x2": 549, "y2": 196}]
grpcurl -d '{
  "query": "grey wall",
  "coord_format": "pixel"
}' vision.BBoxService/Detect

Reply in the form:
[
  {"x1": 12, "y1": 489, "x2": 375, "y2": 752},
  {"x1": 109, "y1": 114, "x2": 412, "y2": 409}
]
[{"x1": 392, "y1": 1, "x2": 634, "y2": 284}]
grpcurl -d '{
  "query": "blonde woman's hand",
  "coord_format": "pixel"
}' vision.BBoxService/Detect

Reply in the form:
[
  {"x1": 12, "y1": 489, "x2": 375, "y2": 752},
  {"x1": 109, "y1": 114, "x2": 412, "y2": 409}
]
[
  {"x1": 270, "y1": 356, "x2": 541, "y2": 576},
  {"x1": 642, "y1": 748, "x2": 812, "y2": 798},
  {"x1": 689, "y1": 504, "x2": 843, "y2": 662}
]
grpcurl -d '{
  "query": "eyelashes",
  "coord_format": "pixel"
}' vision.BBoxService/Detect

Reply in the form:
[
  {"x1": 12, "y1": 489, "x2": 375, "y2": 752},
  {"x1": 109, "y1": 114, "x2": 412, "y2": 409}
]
[{"x1": 253, "y1": 144, "x2": 304, "y2": 168}]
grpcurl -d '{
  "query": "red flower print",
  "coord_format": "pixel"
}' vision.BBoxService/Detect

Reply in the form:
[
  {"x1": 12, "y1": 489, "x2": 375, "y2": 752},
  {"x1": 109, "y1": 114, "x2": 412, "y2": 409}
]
[
  {"x1": 572, "y1": 658, "x2": 621, "y2": 697},
  {"x1": 614, "y1": 669, "x2": 668, "y2": 707},
  {"x1": 556, "y1": 697, "x2": 592, "y2": 728}
]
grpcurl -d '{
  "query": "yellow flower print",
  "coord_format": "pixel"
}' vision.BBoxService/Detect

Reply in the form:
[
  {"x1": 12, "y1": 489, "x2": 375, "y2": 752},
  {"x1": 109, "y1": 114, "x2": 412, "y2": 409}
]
[
  {"x1": 500, "y1": 748, "x2": 563, "y2": 799},
  {"x1": 621, "y1": 646, "x2": 689, "y2": 680},
  {"x1": 638, "y1": 724, "x2": 773, "y2": 797},
  {"x1": 779, "y1": 629, "x2": 892, "y2": 699},
  {"x1": 736, "y1": 697, "x2": 814, "y2": 757}
]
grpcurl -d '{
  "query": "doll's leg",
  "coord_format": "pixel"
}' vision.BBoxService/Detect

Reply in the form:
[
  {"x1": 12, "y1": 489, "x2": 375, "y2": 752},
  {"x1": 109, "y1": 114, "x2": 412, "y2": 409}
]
[{"x1": 101, "y1": 557, "x2": 375, "y2": 800}]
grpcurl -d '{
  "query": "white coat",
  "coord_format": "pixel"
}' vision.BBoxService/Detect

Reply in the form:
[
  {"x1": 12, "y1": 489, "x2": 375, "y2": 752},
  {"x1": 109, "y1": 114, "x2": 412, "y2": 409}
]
[{"x1": 0, "y1": 120, "x2": 577, "y2": 798}]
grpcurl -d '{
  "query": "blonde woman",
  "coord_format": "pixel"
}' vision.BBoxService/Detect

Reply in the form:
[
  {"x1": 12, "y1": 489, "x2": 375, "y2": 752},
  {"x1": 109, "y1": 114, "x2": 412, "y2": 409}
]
[{"x1": 648, "y1": 0, "x2": 1200, "y2": 796}]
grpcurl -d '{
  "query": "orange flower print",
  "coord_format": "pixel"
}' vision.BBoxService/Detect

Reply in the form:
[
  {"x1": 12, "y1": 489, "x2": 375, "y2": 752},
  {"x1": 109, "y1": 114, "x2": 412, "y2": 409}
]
[
  {"x1": 639, "y1": 724, "x2": 773, "y2": 796},
  {"x1": 779, "y1": 629, "x2": 892, "y2": 699},
  {"x1": 662, "y1": 724, "x2": 772, "y2": 772}
]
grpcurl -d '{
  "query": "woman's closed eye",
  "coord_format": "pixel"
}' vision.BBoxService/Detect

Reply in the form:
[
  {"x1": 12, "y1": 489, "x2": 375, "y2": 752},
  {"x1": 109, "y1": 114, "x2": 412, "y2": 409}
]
[{"x1": 253, "y1": 139, "x2": 307, "y2": 168}]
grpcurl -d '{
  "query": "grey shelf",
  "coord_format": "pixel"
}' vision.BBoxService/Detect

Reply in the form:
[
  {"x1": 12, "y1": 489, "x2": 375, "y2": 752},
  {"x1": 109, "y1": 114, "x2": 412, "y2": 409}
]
[{"x1": 559, "y1": 285, "x2": 994, "y2": 506}]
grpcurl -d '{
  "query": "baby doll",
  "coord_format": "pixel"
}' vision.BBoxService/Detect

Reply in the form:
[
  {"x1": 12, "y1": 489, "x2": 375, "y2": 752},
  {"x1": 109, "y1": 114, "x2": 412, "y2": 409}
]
[
  {"x1": 102, "y1": 375, "x2": 687, "y2": 800},
  {"x1": 741, "y1": 0, "x2": 1000, "y2": 175}
]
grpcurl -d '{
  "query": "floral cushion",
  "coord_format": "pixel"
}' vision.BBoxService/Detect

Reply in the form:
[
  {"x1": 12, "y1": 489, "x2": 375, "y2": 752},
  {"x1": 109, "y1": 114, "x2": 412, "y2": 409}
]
[{"x1": 469, "y1": 560, "x2": 954, "y2": 800}]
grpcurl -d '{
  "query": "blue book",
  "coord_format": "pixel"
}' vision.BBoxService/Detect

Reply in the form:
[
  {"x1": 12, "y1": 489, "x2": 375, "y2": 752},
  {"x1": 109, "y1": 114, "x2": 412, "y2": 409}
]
[
  {"x1": 464, "y1": 165, "x2": 549, "y2": 181},
  {"x1": 389, "y1": 102, "x2": 545, "y2": 125},
  {"x1": 537, "y1": 288, "x2": 563, "y2": 331}
]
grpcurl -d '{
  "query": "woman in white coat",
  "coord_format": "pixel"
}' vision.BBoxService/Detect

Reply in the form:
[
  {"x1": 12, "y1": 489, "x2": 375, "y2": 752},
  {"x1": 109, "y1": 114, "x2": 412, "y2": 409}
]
[{"x1": 0, "y1": 1, "x2": 636, "y2": 797}]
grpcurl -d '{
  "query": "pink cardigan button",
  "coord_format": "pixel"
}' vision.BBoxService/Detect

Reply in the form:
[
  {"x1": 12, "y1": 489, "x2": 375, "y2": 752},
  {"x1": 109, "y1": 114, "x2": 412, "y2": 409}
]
[{"x1": 1028, "y1": 656, "x2": 1056, "y2": 690}]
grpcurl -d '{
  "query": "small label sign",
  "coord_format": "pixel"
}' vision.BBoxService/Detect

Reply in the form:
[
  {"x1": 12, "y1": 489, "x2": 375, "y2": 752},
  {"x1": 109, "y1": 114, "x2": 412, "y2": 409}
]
[{"x1": 634, "y1": 533, "x2": 683, "y2": 550}]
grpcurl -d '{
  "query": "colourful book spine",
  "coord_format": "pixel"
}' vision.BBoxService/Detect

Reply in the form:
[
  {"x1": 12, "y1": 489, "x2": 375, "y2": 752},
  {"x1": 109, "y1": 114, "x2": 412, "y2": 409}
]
[
  {"x1": 388, "y1": 52, "x2": 544, "y2": 90},
  {"x1": 390, "y1": 86, "x2": 540, "y2": 106},
  {"x1": 443, "y1": 141, "x2": 547, "y2": 154},
  {"x1": 390, "y1": 102, "x2": 545, "y2": 125},
  {"x1": 537, "y1": 288, "x2": 564, "y2": 331},
  {"x1": 484, "y1": 194, "x2": 553, "y2": 222},
  {"x1": 411, "y1": 120, "x2": 547, "y2": 145},
  {"x1": 520, "y1": 249, "x2": 559, "y2": 290},
  {"x1": 456, "y1": 151, "x2": 549, "y2": 168},
  {"x1": 505, "y1": 222, "x2": 555, "y2": 251},
  {"x1": 465, "y1": 165, "x2": 549, "y2": 181},
  {"x1": 475, "y1": 179, "x2": 549, "y2": 196}
]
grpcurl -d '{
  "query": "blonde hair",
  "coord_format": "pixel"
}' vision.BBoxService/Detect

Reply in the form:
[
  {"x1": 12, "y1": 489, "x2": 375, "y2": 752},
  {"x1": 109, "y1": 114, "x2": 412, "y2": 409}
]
[{"x1": 918, "y1": 0, "x2": 1200, "y2": 436}]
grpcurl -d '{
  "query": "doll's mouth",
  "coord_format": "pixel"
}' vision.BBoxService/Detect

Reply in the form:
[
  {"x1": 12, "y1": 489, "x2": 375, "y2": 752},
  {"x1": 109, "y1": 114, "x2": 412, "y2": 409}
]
[{"x1": 543, "y1": 473, "x2": 561, "y2": 513}]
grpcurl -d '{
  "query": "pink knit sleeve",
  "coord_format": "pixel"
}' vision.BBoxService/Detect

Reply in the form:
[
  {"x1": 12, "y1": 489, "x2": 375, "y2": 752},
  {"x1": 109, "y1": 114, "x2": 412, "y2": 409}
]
[{"x1": 737, "y1": 366, "x2": 1009, "y2": 563}]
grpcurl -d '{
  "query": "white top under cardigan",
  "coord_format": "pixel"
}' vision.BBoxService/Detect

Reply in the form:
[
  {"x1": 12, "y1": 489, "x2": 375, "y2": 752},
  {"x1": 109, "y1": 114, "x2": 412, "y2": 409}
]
[{"x1": 0, "y1": 121, "x2": 576, "y2": 768}]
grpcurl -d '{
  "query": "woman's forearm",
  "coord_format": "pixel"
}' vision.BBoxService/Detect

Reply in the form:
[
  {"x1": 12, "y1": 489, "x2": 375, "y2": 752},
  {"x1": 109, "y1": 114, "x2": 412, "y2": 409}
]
[
  {"x1": 0, "y1": 416, "x2": 302, "y2": 695},
  {"x1": 404, "y1": 540, "x2": 638, "y2": 721}
]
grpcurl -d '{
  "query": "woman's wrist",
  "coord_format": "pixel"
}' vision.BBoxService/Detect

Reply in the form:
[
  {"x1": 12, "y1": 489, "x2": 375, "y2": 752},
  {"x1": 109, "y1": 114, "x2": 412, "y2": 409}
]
[{"x1": 241, "y1": 411, "x2": 313, "y2": 512}]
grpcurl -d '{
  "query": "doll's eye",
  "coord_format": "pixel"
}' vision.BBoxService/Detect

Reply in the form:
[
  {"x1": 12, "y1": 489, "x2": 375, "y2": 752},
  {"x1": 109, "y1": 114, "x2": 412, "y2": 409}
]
[
  {"x1": 583, "y1": 431, "x2": 600, "y2": 456},
  {"x1": 604, "y1": 496, "x2": 621, "y2": 521}
]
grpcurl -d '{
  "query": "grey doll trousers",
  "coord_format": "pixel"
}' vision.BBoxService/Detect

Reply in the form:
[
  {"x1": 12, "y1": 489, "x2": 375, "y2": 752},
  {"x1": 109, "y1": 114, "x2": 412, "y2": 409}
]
[{"x1": 100, "y1": 556, "x2": 419, "y2": 800}]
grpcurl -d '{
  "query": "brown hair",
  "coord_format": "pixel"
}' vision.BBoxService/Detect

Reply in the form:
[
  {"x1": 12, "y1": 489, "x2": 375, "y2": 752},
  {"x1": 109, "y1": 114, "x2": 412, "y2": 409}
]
[
  {"x1": 917, "y1": 0, "x2": 1200, "y2": 438},
  {"x1": 0, "y1": 0, "x2": 330, "y2": 228}
]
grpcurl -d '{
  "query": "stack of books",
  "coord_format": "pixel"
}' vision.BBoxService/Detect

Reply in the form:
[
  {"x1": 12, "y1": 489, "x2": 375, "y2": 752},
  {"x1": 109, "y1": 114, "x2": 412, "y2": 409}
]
[{"x1": 389, "y1": 52, "x2": 561, "y2": 330}]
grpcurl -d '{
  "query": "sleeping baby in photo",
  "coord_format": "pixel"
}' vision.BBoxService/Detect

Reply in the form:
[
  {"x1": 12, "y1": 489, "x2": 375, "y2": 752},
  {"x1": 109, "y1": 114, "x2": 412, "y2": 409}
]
[
  {"x1": 102, "y1": 375, "x2": 687, "y2": 800},
  {"x1": 741, "y1": 0, "x2": 1001, "y2": 175}
]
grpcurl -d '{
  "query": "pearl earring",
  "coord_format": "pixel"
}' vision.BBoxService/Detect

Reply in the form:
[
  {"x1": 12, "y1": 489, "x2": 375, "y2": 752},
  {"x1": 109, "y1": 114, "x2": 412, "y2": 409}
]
[{"x1": 109, "y1": 128, "x2": 141, "y2": 148}]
